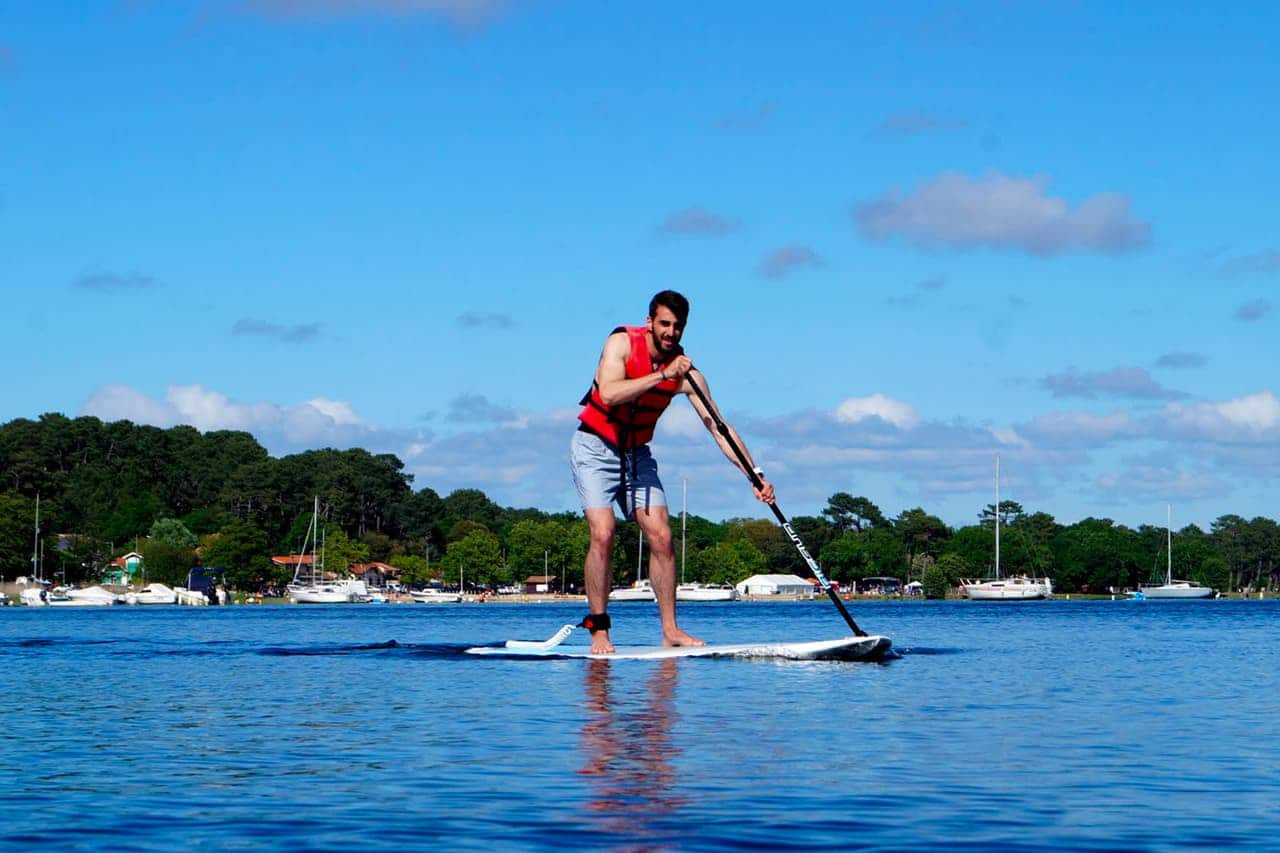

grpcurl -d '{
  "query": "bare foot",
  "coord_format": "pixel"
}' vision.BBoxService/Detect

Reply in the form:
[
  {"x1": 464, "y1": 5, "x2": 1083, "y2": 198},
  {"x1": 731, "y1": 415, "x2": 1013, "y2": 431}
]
[
  {"x1": 590, "y1": 630, "x2": 615, "y2": 654},
  {"x1": 663, "y1": 628, "x2": 705, "y2": 647}
]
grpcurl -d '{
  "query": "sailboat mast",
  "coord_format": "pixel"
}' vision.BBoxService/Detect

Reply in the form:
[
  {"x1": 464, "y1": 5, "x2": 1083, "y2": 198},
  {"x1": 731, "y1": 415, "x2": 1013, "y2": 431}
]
[
  {"x1": 994, "y1": 454, "x2": 1001, "y2": 580},
  {"x1": 681, "y1": 478, "x2": 687, "y2": 585},
  {"x1": 311, "y1": 496, "x2": 320, "y2": 585},
  {"x1": 1167, "y1": 504, "x2": 1173, "y2": 585},
  {"x1": 32, "y1": 492, "x2": 40, "y2": 581}
]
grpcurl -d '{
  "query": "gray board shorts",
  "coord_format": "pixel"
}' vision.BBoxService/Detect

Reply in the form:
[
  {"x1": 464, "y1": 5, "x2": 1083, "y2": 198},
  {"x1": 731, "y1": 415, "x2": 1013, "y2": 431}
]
[{"x1": 570, "y1": 427, "x2": 667, "y2": 517}]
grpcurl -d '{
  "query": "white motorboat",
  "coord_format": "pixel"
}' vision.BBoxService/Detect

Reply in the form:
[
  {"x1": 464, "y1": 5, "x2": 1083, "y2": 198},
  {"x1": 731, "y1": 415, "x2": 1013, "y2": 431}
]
[
  {"x1": 609, "y1": 579, "x2": 656, "y2": 601},
  {"x1": 19, "y1": 584, "x2": 50, "y2": 607},
  {"x1": 48, "y1": 585, "x2": 122, "y2": 606},
  {"x1": 962, "y1": 455, "x2": 1052, "y2": 601},
  {"x1": 1134, "y1": 506, "x2": 1215, "y2": 600},
  {"x1": 124, "y1": 583, "x2": 178, "y2": 605},
  {"x1": 676, "y1": 583, "x2": 738, "y2": 602},
  {"x1": 410, "y1": 588, "x2": 462, "y2": 603}
]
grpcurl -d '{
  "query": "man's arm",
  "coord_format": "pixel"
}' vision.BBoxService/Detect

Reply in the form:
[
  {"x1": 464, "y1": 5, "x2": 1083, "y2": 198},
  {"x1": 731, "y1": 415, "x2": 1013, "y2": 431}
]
[
  {"x1": 593, "y1": 332, "x2": 672, "y2": 407},
  {"x1": 678, "y1": 368, "x2": 776, "y2": 504}
]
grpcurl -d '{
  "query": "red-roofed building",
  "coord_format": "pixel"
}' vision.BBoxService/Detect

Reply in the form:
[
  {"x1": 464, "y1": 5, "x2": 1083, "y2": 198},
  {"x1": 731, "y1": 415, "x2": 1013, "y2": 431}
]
[{"x1": 352, "y1": 562, "x2": 400, "y2": 589}]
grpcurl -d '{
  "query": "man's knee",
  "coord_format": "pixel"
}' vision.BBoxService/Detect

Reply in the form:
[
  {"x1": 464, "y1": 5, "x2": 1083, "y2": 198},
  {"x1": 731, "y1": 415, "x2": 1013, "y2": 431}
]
[
  {"x1": 586, "y1": 514, "x2": 616, "y2": 550},
  {"x1": 641, "y1": 523, "x2": 672, "y2": 553}
]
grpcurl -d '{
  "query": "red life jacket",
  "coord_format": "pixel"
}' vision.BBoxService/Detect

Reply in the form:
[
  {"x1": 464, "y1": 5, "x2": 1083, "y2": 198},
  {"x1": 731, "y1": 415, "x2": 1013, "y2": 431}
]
[{"x1": 578, "y1": 325, "x2": 680, "y2": 449}]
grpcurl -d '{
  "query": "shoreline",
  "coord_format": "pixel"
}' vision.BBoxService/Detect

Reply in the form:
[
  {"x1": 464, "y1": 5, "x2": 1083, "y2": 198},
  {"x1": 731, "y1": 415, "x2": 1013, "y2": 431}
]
[{"x1": 3, "y1": 583, "x2": 1270, "y2": 606}]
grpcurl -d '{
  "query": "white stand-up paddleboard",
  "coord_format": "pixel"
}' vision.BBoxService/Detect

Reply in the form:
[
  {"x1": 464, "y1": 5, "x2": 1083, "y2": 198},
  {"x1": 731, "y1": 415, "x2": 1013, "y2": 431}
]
[{"x1": 465, "y1": 628, "x2": 891, "y2": 661}]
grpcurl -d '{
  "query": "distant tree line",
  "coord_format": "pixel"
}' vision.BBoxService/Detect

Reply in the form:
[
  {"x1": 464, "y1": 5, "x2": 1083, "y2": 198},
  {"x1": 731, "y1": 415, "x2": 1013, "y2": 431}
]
[{"x1": 2, "y1": 414, "x2": 1277, "y2": 595}]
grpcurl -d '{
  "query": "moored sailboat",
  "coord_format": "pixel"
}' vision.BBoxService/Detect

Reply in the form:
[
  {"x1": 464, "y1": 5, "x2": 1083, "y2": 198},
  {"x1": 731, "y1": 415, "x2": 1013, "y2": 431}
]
[
  {"x1": 288, "y1": 498, "x2": 360, "y2": 603},
  {"x1": 1133, "y1": 506, "x2": 1215, "y2": 600},
  {"x1": 962, "y1": 455, "x2": 1052, "y2": 601},
  {"x1": 672, "y1": 479, "x2": 737, "y2": 601},
  {"x1": 609, "y1": 530, "x2": 656, "y2": 601}
]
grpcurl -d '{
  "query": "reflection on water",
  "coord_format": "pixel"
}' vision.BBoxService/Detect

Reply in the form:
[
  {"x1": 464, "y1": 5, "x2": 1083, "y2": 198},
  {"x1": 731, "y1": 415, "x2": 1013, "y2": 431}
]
[{"x1": 578, "y1": 659, "x2": 686, "y2": 840}]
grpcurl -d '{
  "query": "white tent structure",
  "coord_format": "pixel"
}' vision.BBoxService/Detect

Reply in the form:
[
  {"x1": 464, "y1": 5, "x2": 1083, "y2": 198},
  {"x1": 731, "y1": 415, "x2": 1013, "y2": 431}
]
[{"x1": 735, "y1": 574, "x2": 814, "y2": 597}]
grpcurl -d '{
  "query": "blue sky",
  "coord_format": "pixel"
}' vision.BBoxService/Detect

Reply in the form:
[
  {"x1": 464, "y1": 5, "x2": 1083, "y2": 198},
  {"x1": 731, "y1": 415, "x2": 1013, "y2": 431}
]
[{"x1": 3, "y1": 1, "x2": 1277, "y2": 530}]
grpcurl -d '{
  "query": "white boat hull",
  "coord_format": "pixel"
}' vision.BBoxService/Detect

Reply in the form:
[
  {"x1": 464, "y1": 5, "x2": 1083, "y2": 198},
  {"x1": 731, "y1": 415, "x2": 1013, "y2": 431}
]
[
  {"x1": 41, "y1": 586, "x2": 124, "y2": 606},
  {"x1": 19, "y1": 588, "x2": 48, "y2": 607},
  {"x1": 676, "y1": 584, "x2": 738, "y2": 602},
  {"x1": 289, "y1": 585, "x2": 356, "y2": 604},
  {"x1": 1136, "y1": 583, "x2": 1215, "y2": 599},
  {"x1": 962, "y1": 577, "x2": 1052, "y2": 601},
  {"x1": 609, "y1": 587, "x2": 656, "y2": 601},
  {"x1": 410, "y1": 590, "x2": 462, "y2": 603},
  {"x1": 125, "y1": 584, "x2": 178, "y2": 605}
]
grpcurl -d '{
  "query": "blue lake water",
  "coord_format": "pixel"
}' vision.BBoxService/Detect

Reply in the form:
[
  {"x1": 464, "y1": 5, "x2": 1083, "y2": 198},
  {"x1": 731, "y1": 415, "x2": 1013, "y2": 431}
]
[{"x1": 2, "y1": 599, "x2": 1277, "y2": 851}]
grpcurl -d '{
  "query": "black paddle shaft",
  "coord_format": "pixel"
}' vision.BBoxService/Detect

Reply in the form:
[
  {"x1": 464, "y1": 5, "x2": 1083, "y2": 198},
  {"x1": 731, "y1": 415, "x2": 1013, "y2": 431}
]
[{"x1": 683, "y1": 371, "x2": 867, "y2": 637}]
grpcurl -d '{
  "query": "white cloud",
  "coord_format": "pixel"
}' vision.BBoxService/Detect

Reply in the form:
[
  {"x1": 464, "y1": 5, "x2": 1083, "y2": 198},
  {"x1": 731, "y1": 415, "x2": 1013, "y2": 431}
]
[
  {"x1": 991, "y1": 427, "x2": 1030, "y2": 448},
  {"x1": 83, "y1": 383, "x2": 385, "y2": 450},
  {"x1": 1095, "y1": 454, "x2": 1230, "y2": 503},
  {"x1": 74, "y1": 381, "x2": 1280, "y2": 528},
  {"x1": 1018, "y1": 411, "x2": 1144, "y2": 447},
  {"x1": 1162, "y1": 391, "x2": 1280, "y2": 441},
  {"x1": 854, "y1": 172, "x2": 1150, "y2": 255},
  {"x1": 653, "y1": 402, "x2": 707, "y2": 440},
  {"x1": 835, "y1": 394, "x2": 920, "y2": 429},
  {"x1": 305, "y1": 398, "x2": 369, "y2": 427},
  {"x1": 81, "y1": 385, "x2": 181, "y2": 427},
  {"x1": 164, "y1": 385, "x2": 272, "y2": 433}
]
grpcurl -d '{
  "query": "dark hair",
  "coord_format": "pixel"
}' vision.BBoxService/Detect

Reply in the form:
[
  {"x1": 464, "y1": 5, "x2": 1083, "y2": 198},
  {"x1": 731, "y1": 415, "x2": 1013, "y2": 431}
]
[{"x1": 648, "y1": 290, "x2": 690, "y2": 324}]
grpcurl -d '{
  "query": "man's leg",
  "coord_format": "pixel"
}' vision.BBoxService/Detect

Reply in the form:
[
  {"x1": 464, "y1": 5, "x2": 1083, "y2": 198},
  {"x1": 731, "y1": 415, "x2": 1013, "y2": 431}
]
[
  {"x1": 583, "y1": 507, "x2": 617, "y2": 654},
  {"x1": 635, "y1": 505, "x2": 704, "y2": 647}
]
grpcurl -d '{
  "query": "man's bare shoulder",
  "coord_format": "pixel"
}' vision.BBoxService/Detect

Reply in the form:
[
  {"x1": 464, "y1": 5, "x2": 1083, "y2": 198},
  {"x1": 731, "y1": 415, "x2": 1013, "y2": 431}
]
[{"x1": 600, "y1": 329, "x2": 631, "y2": 359}]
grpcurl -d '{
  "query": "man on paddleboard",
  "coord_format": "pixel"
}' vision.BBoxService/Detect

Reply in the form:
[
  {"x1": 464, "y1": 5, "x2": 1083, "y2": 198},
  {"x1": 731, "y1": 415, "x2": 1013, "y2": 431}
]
[{"x1": 572, "y1": 290, "x2": 775, "y2": 654}]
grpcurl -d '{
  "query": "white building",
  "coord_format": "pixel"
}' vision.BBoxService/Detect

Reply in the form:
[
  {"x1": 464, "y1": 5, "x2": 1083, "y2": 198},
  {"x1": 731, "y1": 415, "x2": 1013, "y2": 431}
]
[{"x1": 735, "y1": 573, "x2": 814, "y2": 597}]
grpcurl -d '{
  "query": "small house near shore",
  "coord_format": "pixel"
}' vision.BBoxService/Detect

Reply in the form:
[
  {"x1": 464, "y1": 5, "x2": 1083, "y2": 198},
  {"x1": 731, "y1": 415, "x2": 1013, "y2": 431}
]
[
  {"x1": 352, "y1": 562, "x2": 400, "y2": 589},
  {"x1": 523, "y1": 575, "x2": 556, "y2": 594},
  {"x1": 103, "y1": 552, "x2": 143, "y2": 586}
]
